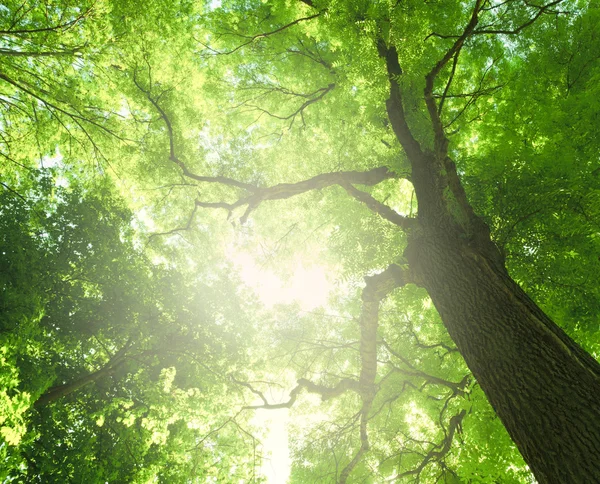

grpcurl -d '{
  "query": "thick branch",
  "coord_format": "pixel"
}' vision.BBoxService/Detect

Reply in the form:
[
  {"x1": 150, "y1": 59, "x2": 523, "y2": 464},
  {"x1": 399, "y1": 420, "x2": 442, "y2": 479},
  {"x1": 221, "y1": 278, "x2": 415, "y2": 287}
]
[
  {"x1": 199, "y1": 166, "x2": 398, "y2": 224},
  {"x1": 340, "y1": 182, "x2": 416, "y2": 230},
  {"x1": 359, "y1": 264, "x2": 409, "y2": 399},
  {"x1": 238, "y1": 265, "x2": 409, "y2": 482},
  {"x1": 237, "y1": 377, "x2": 358, "y2": 410},
  {"x1": 297, "y1": 377, "x2": 360, "y2": 401},
  {"x1": 381, "y1": 340, "x2": 468, "y2": 394},
  {"x1": 377, "y1": 41, "x2": 423, "y2": 160},
  {"x1": 137, "y1": 64, "x2": 401, "y2": 228},
  {"x1": 34, "y1": 361, "x2": 125, "y2": 407},
  {"x1": 388, "y1": 365, "x2": 471, "y2": 396},
  {"x1": 337, "y1": 265, "x2": 410, "y2": 483}
]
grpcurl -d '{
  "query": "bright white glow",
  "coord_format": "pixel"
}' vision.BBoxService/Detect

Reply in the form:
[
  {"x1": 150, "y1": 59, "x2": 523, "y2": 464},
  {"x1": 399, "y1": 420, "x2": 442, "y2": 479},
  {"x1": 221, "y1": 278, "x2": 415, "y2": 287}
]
[
  {"x1": 226, "y1": 247, "x2": 332, "y2": 482},
  {"x1": 254, "y1": 408, "x2": 291, "y2": 483},
  {"x1": 41, "y1": 148, "x2": 63, "y2": 169},
  {"x1": 229, "y1": 251, "x2": 331, "y2": 311}
]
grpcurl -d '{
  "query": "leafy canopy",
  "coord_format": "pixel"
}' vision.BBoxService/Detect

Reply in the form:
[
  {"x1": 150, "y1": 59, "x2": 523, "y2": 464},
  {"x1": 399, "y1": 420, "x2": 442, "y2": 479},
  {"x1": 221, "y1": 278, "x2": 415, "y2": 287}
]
[{"x1": 1, "y1": 0, "x2": 599, "y2": 482}]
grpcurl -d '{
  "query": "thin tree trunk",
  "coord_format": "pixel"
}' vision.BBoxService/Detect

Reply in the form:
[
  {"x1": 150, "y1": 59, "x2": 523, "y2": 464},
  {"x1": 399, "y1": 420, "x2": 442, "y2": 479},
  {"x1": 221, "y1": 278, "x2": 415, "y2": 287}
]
[
  {"x1": 34, "y1": 357, "x2": 127, "y2": 407},
  {"x1": 33, "y1": 337, "x2": 145, "y2": 408}
]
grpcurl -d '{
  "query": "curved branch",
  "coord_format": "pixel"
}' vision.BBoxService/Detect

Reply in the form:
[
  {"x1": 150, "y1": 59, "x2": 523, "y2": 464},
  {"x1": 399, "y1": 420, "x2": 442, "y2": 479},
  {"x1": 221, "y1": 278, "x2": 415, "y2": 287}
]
[
  {"x1": 206, "y1": 12, "x2": 322, "y2": 56},
  {"x1": 425, "y1": 0, "x2": 564, "y2": 39},
  {"x1": 195, "y1": 166, "x2": 398, "y2": 224},
  {"x1": 359, "y1": 264, "x2": 410, "y2": 399},
  {"x1": 243, "y1": 82, "x2": 335, "y2": 128},
  {"x1": 387, "y1": 364, "x2": 471, "y2": 396},
  {"x1": 338, "y1": 264, "x2": 410, "y2": 483},
  {"x1": 0, "y1": 6, "x2": 92, "y2": 36},
  {"x1": 0, "y1": 72, "x2": 127, "y2": 141},
  {"x1": 297, "y1": 377, "x2": 360, "y2": 401},
  {"x1": 236, "y1": 377, "x2": 358, "y2": 410},
  {"x1": 147, "y1": 203, "x2": 201, "y2": 243},
  {"x1": 395, "y1": 410, "x2": 466, "y2": 480},
  {"x1": 132, "y1": 70, "x2": 258, "y2": 191},
  {"x1": 474, "y1": 0, "x2": 564, "y2": 35}
]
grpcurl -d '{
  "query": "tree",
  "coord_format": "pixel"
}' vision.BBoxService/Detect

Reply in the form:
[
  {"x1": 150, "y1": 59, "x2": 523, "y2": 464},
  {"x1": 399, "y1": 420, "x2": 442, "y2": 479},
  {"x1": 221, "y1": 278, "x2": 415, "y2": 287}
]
[
  {"x1": 0, "y1": 169, "x2": 262, "y2": 482},
  {"x1": 2, "y1": 0, "x2": 600, "y2": 482}
]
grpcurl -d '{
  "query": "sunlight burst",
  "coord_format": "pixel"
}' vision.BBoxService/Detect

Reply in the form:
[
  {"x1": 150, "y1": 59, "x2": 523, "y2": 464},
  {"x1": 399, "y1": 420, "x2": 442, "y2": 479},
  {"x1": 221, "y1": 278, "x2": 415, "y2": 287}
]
[{"x1": 230, "y1": 251, "x2": 332, "y2": 311}]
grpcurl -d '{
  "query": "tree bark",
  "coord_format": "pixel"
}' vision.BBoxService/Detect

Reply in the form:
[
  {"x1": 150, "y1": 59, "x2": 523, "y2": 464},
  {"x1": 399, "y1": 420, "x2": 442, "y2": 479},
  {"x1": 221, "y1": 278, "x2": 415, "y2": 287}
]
[
  {"x1": 376, "y1": 35, "x2": 600, "y2": 481},
  {"x1": 405, "y1": 225, "x2": 600, "y2": 483}
]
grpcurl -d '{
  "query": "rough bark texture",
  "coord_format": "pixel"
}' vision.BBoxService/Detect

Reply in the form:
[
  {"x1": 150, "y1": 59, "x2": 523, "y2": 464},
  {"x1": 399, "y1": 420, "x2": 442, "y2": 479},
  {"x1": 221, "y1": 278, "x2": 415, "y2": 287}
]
[
  {"x1": 376, "y1": 32, "x2": 600, "y2": 481},
  {"x1": 405, "y1": 223, "x2": 600, "y2": 484}
]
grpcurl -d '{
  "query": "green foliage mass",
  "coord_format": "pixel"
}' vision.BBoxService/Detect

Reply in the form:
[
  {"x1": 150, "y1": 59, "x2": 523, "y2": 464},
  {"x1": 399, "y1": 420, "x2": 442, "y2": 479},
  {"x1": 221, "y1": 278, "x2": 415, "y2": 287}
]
[{"x1": 1, "y1": 0, "x2": 599, "y2": 482}]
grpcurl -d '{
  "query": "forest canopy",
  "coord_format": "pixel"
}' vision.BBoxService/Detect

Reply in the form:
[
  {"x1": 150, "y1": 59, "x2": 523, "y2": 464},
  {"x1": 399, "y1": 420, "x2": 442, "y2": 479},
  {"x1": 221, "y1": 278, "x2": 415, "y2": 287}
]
[{"x1": 1, "y1": 0, "x2": 600, "y2": 482}]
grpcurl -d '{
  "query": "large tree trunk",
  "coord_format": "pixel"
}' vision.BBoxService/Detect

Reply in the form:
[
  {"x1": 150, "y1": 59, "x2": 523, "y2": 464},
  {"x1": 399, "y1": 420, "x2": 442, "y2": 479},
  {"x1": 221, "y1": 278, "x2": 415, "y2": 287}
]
[
  {"x1": 379, "y1": 37, "x2": 600, "y2": 477},
  {"x1": 405, "y1": 227, "x2": 600, "y2": 483}
]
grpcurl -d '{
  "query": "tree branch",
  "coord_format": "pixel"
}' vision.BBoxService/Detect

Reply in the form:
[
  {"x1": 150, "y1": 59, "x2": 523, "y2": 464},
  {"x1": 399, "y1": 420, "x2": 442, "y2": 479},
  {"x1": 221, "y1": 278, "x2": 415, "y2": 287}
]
[
  {"x1": 204, "y1": 12, "x2": 322, "y2": 56},
  {"x1": 147, "y1": 203, "x2": 201, "y2": 243},
  {"x1": 195, "y1": 166, "x2": 398, "y2": 224},
  {"x1": 236, "y1": 376, "x2": 359, "y2": 410},
  {"x1": 0, "y1": 71, "x2": 127, "y2": 141},
  {"x1": 437, "y1": 52, "x2": 460, "y2": 117},
  {"x1": 387, "y1": 364, "x2": 471, "y2": 396},
  {"x1": 0, "y1": 6, "x2": 92, "y2": 36},
  {"x1": 377, "y1": 41, "x2": 424, "y2": 160},
  {"x1": 474, "y1": 0, "x2": 564, "y2": 35},
  {"x1": 34, "y1": 340, "x2": 137, "y2": 407},
  {"x1": 297, "y1": 377, "x2": 360, "y2": 401},
  {"x1": 340, "y1": 182, "x2": 416, "y2": 230},
  {"x1": 0, "y1": 47, "x2": 84, "y2": 57},
  {"x1": 424, "y1": 0, "x2": 483, "y2": 157},
  {"x1": 395, "y1": 409, "x2": 466, "y2": 479},
  {"x1": 132, "y1": 70, "x2": 258, "y2": 191},
  {"x1": 425, "y1": 0, "x2": 564, "y2": 39},
  {"x1": 242, "y1": 82, "x2": 335, "y2": 129},
  {"x1": 337, "y1": 265, "x2": 410, "y2": 482}
]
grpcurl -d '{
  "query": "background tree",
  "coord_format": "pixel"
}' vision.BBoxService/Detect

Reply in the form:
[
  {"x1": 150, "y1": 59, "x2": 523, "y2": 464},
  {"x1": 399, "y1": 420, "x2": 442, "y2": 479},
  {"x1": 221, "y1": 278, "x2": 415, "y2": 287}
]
[{"x1": 0, "y1": 167, "x2": 263, "y2": 482}]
